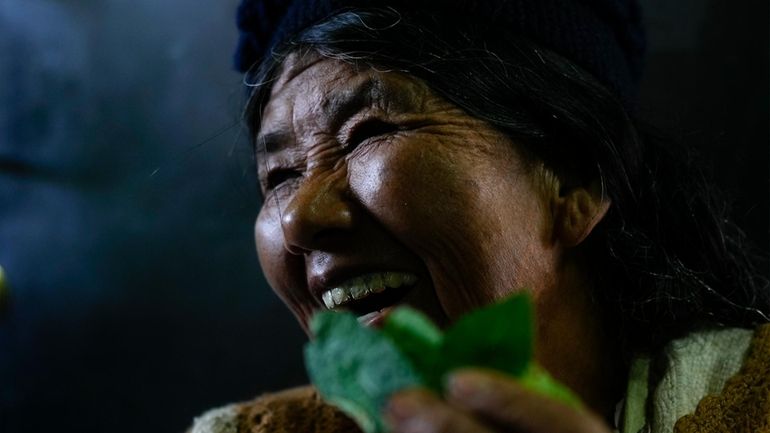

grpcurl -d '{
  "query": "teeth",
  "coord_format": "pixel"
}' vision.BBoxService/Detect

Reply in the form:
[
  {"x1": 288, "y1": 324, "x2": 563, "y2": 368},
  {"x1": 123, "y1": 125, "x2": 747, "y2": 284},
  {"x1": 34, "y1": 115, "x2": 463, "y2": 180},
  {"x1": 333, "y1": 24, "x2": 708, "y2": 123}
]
[
  {"x1": 322, "y1": 291, "x2": 333, "y2": 308},
  {"x1": 331, "y1": 287, "x2": 348, "y2": 305},
  {"x1": 384, "y1": 272, "x2": 401, "y2": 288},
  {"x1": 349, "y1": 284, "x2": 367, "y2": 300},
  {"x1": 321, "y1": 271, "x2": 418, "y2": 310},
  {"x1": 369, "y1": 274, "x2": 384, "y2": 293}
]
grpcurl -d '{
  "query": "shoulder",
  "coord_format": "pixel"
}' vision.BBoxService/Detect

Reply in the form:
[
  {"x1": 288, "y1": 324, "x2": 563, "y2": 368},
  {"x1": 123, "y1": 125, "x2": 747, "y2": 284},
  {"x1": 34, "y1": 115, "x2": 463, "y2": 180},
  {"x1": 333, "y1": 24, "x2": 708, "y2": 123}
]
[
  {"x1": 673, "y1": 323, "x2": 770, "y2": 433},
  {"x1": 638, "y1": 326, "x2": 756, "y2": 432},
  {"x1": 624, "y1": 324, "x2": 770, "y2": 433},
  {"x1": 189, "y1": 385, "x2": 362, "y2": 433}
]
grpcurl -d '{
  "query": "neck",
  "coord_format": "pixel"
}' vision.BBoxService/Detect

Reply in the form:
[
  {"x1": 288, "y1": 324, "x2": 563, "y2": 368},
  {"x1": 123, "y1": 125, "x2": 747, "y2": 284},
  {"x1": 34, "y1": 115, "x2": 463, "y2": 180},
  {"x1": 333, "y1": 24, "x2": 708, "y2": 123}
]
[{"x1": 533, "y1": 261, "x2": 625, "y2": 422}]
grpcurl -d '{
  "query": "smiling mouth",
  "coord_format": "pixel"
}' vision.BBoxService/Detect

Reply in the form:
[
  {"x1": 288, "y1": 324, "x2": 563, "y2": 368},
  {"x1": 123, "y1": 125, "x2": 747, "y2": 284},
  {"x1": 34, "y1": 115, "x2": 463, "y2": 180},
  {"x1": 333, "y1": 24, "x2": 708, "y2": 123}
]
[{"x1": 320, "y1": 272, "x2": 418, "y2": 319}]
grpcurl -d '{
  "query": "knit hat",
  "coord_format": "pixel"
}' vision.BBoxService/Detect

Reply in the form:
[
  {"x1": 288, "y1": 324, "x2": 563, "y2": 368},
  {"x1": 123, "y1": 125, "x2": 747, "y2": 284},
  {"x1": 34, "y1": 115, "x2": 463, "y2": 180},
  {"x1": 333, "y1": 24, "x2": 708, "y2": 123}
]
[{"x1": 234, "y1": 0, "x2": 645, "y2": 108}]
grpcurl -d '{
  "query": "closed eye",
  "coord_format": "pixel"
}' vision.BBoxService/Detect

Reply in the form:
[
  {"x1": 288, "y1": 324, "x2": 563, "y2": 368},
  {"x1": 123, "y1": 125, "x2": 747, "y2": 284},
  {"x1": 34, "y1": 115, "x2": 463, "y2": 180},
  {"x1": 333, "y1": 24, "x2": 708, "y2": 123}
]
[
  {"x1": 265, "y1": 168, "x2": 301, "y2": 191},
  {"x1": 346, "y1": 118, "x2": 400, "y2": 151}
]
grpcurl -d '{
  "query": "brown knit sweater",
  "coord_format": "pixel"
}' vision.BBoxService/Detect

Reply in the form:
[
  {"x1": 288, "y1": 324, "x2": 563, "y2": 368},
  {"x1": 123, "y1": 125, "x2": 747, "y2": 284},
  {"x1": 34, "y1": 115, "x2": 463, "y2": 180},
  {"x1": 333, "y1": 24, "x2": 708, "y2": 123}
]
[
  {"x1": 234, "y1": 387, "x2": 361, "y2": 433},
  {"x1": 674, "y1": 324, "x2": 770, "y2": 433},
  {"x1": 189, "y1": 386, "x2": 361, "y2": 433},
  {"x1": 190, "y1": 324, "x2": 770, "y2": 433}
]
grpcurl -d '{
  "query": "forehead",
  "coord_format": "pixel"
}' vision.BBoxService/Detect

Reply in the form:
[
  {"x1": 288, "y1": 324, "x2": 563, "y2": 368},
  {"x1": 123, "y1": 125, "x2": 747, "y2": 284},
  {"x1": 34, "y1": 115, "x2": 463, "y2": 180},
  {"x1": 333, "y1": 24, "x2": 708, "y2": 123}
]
[
  {"x1": 270, "y1": 51, "x2": 357, "y2": 98},
  {"x1": 263, "y1": 54, "x2": 369, "y2": 127},
  {"x1": 260, "y1": 52, "x2": 428, "y2": 133}
]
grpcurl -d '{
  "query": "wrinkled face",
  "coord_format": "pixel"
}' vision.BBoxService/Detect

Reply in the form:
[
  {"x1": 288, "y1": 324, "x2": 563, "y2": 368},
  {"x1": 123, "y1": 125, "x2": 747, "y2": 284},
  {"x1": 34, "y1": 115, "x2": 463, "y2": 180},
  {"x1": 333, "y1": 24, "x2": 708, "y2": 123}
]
[{"x1": 254, "y1": 53, "x2": 563, "y2": 333}]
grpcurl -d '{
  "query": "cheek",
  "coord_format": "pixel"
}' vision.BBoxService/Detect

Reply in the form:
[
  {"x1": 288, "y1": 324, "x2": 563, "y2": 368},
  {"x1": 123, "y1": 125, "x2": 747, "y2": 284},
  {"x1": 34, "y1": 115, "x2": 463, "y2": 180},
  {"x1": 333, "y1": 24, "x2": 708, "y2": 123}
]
[
  {"x1": 347, "y1": 142, "x2": 500, "y2": 314},
  {"x1": 347, "y1": 139, "x2": 557, "y2": 317},
  {"x1": 348, "y1": 145, "x2": 468, "y2": 245},
  {"x1": 255, "y1": 203, "x2": 318, "y2": 333},
  {"x1": 255, "y1": 205, "x2": 305, "y2": 300},
  {"x1": 254, "y1": 206, "x2": 285, "y2": 288}
]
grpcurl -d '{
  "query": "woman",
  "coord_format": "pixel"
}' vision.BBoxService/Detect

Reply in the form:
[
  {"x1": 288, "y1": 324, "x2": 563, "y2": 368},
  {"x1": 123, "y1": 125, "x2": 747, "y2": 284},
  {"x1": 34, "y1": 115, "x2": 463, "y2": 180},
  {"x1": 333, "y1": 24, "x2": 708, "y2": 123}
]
[{"x1": 192, "y1": 1, "x2": 770, "y2": 432}]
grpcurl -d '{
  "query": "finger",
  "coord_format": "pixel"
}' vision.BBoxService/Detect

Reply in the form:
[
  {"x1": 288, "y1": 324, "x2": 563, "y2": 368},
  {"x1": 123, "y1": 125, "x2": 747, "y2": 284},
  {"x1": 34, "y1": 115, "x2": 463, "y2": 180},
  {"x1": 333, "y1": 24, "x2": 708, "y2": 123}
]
[
  {"x1": 446, "y1": 369, "x2": 610, "y2": 433},
  {"x1": 385, "y1": 388, "x2": 496, "y2": 433}
]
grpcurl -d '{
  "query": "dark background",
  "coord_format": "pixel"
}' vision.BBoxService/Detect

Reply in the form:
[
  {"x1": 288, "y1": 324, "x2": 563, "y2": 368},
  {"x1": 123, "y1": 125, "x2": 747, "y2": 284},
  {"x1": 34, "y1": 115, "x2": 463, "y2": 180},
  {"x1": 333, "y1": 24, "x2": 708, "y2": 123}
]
[{"x1": 0, "y1": 1, "x2": 767, "y2": 432}]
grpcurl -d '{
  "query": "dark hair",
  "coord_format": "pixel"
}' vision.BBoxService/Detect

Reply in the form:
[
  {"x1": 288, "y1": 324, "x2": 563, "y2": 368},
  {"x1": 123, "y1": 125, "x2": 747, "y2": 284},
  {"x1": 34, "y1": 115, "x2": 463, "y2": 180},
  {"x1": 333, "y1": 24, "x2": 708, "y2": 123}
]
[{"x1": 244, "y1": 8, "x2": 769, "y2": 355}]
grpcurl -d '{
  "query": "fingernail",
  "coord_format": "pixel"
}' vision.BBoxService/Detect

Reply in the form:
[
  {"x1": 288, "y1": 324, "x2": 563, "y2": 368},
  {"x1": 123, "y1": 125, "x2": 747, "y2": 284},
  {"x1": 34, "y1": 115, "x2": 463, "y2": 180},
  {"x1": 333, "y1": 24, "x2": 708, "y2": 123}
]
[
  {"x1": 446, "y1": 369, "x2": 495, "y2": 400},
  {"x1": 385, "y1": 391, "x2": 424, "y2": 425}
]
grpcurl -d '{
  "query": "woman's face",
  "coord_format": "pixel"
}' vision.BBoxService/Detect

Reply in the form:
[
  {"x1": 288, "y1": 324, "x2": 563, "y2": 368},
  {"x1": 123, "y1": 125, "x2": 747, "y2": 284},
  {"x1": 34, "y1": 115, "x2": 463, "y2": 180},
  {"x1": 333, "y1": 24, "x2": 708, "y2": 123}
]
[{"x1": 254, "y1": 53, "x2": 564, "y2": 333}]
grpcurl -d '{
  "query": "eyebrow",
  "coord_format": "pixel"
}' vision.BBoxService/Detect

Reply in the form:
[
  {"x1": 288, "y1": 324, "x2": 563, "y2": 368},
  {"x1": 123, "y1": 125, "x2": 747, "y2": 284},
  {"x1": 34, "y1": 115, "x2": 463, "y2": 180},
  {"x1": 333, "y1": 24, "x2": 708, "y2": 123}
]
[
  {"x1": 323, "y1": 77, "x2": 378, "y2": 130},
  {"x1": 255, "y1": 130, "x2": 293, "y2": 155},
  {"x1": 255, "y1": 77, "x2": 380, "y2": 155}
]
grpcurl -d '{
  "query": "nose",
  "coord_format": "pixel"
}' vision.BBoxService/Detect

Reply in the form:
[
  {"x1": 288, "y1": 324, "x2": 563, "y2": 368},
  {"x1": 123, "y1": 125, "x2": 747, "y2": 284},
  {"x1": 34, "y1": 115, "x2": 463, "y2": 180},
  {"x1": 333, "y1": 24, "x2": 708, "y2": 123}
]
[{"x1": 280, "y1": 170, "x2": 355, "y2": 254}]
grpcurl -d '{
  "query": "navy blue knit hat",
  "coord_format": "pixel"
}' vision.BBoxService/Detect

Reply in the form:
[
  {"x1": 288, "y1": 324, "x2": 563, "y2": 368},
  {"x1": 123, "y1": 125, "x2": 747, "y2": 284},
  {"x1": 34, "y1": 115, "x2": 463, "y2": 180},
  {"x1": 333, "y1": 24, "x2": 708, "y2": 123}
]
[{"x1": 234, "y1": 0, "x2": 645, "y2": 107}]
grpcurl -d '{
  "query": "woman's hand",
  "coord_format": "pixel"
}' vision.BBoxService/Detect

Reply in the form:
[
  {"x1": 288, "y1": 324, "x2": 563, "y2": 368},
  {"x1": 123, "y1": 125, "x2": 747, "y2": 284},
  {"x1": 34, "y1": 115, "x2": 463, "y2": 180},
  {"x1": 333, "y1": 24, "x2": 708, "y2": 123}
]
[{"x1": 384, "y1": 369, "x2": 613, "y2": 433}]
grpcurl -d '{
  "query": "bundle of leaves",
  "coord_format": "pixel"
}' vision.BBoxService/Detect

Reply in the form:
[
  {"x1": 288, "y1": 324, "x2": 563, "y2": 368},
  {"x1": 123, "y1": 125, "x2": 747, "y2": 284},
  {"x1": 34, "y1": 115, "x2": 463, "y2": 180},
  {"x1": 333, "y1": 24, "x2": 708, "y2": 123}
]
[{"x1": 305, "y1": 293, "x2": 580, "y2": 433}]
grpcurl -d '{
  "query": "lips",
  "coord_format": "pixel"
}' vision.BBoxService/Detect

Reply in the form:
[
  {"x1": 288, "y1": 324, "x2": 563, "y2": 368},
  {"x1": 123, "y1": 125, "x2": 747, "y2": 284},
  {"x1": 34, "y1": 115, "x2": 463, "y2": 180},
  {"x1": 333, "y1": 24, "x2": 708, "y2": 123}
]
[{"x1": 315, "y1": 271, "x2": 418, "y2": 320}]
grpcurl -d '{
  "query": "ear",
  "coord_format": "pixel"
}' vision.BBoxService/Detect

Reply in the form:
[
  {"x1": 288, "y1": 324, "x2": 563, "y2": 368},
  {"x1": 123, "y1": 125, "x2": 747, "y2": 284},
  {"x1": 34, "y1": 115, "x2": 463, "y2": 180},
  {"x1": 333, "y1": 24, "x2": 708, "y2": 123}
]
[{"x1": 551, "y1": 179, "x2": 611, "y2": 248}]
